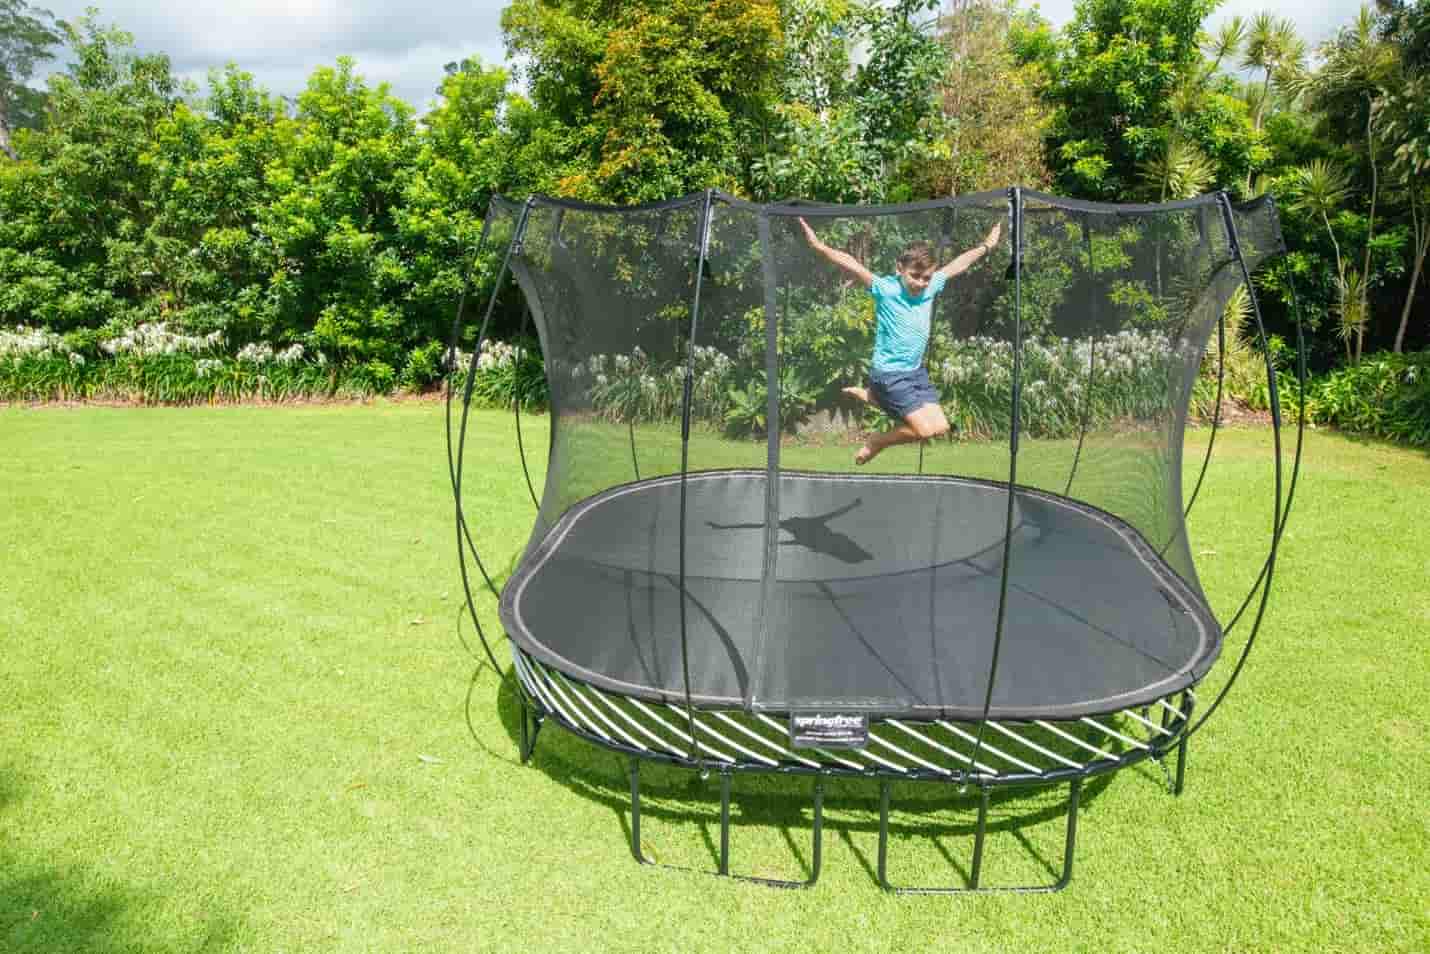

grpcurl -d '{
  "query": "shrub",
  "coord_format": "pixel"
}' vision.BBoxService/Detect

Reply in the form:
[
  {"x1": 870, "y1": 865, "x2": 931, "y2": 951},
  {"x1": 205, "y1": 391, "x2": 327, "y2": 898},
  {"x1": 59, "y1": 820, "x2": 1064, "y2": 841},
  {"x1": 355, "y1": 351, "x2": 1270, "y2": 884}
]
[
  {"x1": 1302, "y1": 352, "x2": 1430, "y2": 446},
  {"x1": 447, "y1": 339, "x2": 549, "y2": 411},
  {"x1": 932, "y1": 330, "x2": 1187, "y2": 439},
  {"x1": 0, "y1": 324, "x2": 358, "y2": 403}
]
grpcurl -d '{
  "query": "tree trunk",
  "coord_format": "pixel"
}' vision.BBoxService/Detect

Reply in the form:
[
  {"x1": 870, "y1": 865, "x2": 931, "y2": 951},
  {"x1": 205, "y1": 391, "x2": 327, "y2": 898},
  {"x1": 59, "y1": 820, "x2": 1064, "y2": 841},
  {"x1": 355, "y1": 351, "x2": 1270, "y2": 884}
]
[
  {"x1": 1394, "y1": 192, "x2": 1428, "y2": 354},
  {"x1": 1255, "y1": 69, "x2": 1272, "y2": 131},
  {"x1": 1394, "y1": 247, "x2": 1426, "y2": 354},
  {"x1": 1358, "y1": 98, "x2": 1378, "y2": 364},
  {"x1": 1322, "y1": 210, "x2": 1344, "y2": 280},
  {"x1": 0, "y1": 92, "x2": 15, "y2": 161}
]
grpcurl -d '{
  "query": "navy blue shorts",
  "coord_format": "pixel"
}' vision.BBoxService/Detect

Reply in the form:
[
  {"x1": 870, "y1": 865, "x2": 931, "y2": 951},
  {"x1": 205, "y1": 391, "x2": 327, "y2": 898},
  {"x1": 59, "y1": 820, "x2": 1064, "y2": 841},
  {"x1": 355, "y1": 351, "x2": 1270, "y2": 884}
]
[{"x1": 869, "y1": 367, "x2": 940, "y2": 421}]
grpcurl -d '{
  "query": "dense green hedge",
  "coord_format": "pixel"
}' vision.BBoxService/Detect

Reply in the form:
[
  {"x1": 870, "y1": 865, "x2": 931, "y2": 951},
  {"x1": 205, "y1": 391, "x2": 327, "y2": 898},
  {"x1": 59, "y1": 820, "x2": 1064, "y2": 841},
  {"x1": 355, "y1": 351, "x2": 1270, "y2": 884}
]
[{"x1": 1298, "y1": 351, "x2": 1430, "y2": 446}]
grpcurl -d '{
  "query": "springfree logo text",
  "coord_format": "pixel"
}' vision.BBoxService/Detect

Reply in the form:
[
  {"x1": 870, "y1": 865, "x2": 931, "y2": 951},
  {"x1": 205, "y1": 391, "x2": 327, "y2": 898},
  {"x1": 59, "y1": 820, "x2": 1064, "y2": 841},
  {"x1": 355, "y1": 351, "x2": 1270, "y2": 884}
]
[{"x1": 789, "y1": 712, "x2": 869, "y2": 750}]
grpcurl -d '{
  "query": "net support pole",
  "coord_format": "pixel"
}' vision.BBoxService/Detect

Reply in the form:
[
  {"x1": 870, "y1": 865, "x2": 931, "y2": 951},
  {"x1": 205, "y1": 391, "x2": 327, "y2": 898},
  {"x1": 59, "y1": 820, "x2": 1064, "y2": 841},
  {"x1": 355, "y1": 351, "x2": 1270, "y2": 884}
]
[
  {"x1": 921, "y1": 204, "x2": 958, "y2": 472},
  {"x1": 968, "y1": 187, "x2": 1024, "y2": 777},
  {"x1": 450, "y1": 197, "x2": 536, "y2": 679},
  {"x1": 677, "y1": 190, "x2": 716, "y2": 766},
  {"x1": 1063, "y1": 214, "x2": 1099, "y2": 497},
  {"x1": 748, "y1": 211, "x2": 782, "y2": 712}
]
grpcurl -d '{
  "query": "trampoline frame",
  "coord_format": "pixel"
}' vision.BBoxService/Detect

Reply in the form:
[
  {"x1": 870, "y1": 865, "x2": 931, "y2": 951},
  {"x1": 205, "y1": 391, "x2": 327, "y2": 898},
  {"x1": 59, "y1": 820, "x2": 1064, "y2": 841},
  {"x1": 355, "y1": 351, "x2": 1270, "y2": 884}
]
[
  {"x1": 511, "y1": 642, "x2": 1192, "y2": 891},
  {"x1": 447, "y1": 186, "x2": 1306, "y2": 894}
]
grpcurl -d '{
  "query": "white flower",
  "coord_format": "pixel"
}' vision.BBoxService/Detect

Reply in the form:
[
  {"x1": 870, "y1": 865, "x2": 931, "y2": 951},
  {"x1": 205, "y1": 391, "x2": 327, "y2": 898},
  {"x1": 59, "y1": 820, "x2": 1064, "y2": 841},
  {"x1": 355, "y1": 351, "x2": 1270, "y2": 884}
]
[
  {"x1": 100, "y1": 322, "x2": 221, "y2": 357},
  {"x1": 1, "y1": 326, "x2": 70, "y2": 357},
  {"x1": 238, "y1": 342, "x2": 274, "y2": 364}
]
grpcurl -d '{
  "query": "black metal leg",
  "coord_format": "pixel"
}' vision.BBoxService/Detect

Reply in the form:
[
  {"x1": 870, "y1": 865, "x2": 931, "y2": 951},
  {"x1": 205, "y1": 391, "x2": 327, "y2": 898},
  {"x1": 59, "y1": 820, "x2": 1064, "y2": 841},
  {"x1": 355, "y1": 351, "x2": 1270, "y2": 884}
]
[
  {"x1": 1175, "y1": 733, "x2": 1188, "y2": 796},
  {"x1": 969, "y1": 787, "x2": 990, "y2": 889},
  {"x1": 719, "y1": 772, "x2": 731, "y2": 875},
  {"x1": 1052, "y1": 777, "x2": 1081, "y2": 890},
  {"x1": 518, "y1": 704, "x2": 543, "y2": 764},
  {"x1": 628, "y1": 759, "x2": 823, "y2": 888},
  {"x1": 810, "y1": 779, "x2": 824, "y2": 881},
  {"x1": 879, "y1": 778, "x2": 1082, "y2": 894},
  {"x1": 629, "y1": 759, "x2": 647, "y2": 864},
  {"x1": 518, "y1": 700, "x2": 528, "y2": 759},
  {"x1": 877, "y1": 781, "x2": 892, "y2": 889}
]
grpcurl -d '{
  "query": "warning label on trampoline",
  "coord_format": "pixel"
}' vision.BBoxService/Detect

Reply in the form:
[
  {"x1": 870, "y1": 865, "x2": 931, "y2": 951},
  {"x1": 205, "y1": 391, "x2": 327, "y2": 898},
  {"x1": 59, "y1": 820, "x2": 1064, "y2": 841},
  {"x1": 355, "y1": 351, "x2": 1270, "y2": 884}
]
[{"x1": 789, "y1": 713, "x2": 869, "y2": 749}]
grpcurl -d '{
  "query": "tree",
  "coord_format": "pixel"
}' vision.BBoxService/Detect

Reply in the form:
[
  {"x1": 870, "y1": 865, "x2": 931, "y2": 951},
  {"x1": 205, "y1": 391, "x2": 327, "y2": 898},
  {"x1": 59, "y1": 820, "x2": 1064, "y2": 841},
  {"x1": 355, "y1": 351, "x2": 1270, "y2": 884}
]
[
  {"x1": 1198, "y1": 12, "x2": 1307, "y2": 193},
  {"x1": 1044, "y1": 0, "x2": 1263, "y2": 200},
  {"x1": 1288, "y1": 159, "x2": 1359, "y2": 361},
  {"x1": 749, "y1": 0, "x2": 949, "y2": 203},
  {"x1": 1240, "y1": 12, "x2": 1306, "y2": 132},
  {"x1": 1137, "y1": 135, "x2": 1216, "y2": 201},
  {"x1": 1390, "y1": 178, "x2": 1428, "y2": 352},
  {"x1": 0, "y1": 0, "x2": 61, "y2": 159},
  {"x1": 850, "y1": 0, "x2": 945, "y2": 161},
  {"x1": 1378, "y1": 0, "x2": 1430, "y2": 350},
  {"x1": 19, "y1": 15, "x2": 180, "y2": 302},
  {"x1": 1293, "y1": 6, "x2": 1399, "y2": 361},
  {"x1": 909, "y1": 0, "x2": 1053, "y2": 197},
  {"x1": 502, "y1": 0, "x2": 783, "y2": 202}
]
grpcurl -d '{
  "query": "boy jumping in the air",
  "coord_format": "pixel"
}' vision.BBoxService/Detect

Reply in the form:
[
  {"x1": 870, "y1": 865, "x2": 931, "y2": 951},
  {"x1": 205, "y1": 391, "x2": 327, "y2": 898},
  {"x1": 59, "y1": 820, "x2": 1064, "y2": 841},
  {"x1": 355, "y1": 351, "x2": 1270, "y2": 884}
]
[{"x1": 798, "y1": 217, "x2": 1002, "y2": 465}]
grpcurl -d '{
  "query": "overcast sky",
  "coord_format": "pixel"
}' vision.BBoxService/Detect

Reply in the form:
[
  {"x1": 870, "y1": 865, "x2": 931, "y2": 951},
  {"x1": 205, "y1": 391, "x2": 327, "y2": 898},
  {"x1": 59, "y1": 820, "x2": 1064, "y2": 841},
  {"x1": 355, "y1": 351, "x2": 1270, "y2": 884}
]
[{"x1": 35, "y1": 0, "x2": 1366, "y2": 113}]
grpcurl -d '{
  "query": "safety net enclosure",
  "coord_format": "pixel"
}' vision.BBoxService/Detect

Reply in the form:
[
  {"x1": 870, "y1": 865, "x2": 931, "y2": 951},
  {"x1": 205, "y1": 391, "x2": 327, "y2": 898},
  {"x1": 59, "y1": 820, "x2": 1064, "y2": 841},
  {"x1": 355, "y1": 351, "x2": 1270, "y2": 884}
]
[{"x1": 450, "y1": 187, "x2": 1298, "y2": 893}]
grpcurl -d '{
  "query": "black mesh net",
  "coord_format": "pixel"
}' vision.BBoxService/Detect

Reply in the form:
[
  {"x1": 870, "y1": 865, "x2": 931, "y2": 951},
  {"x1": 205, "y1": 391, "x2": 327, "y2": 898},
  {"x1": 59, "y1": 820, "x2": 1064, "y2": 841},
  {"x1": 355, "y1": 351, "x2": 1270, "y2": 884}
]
[{"x1": 493, "y1": 189, "x2": 1284, "y2": 720}]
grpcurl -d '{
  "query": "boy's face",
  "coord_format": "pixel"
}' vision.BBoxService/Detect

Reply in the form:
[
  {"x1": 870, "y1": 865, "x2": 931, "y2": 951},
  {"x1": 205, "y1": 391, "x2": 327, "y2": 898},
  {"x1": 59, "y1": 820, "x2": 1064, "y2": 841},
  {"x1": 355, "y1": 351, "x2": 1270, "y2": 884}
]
[{"x1": 898, "y1": 265, "x2": 934, "y2": 297}]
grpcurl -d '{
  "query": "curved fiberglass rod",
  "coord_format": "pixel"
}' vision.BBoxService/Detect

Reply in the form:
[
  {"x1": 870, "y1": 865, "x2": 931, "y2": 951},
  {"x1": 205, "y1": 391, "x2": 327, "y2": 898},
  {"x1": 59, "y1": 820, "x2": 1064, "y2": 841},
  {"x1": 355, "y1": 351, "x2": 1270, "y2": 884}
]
[
  {"x1": 448, "y1": 198, "x2": 536, "y2": 678},
  {"x1": 1184, "y1": 250, "x2": 1307, "y2": 743},
  {"x1": 1180, "y1": 193, "x2": 1306, "y2": 743}
]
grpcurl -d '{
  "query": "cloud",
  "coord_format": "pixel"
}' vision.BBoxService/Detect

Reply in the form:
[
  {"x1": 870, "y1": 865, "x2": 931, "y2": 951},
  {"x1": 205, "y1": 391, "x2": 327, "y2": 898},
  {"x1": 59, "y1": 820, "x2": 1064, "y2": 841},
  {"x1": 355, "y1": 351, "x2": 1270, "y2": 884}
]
[
  {"x1": 40, "y1": 0, "x2": 510, "y2": 108},
  {"x1": 1032, "y1": 0, "x2": 1361, "y2": 45}
]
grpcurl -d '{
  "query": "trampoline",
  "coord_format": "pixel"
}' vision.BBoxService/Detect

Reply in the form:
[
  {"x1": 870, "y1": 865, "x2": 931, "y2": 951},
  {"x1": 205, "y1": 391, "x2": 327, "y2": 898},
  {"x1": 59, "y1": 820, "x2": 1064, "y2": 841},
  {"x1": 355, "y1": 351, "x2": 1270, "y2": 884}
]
[
  {"x1": 449, "y1": 187, "x2": 1305, "y2": 893},
  {"x1": 503, "y1": 470, "x2": 1219, "y2": 719}
]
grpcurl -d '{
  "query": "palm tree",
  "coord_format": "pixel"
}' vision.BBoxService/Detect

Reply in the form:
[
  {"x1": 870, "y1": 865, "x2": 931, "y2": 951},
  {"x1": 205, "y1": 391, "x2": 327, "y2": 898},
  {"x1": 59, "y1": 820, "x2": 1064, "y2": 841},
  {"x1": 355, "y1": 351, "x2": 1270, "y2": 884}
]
[
  {"x1": 1202, "y1": 16, "x2": 1246, "y2": 79},
  {"x1": 1240, "y1": 13, "x2": 1306, "y2": 132},
  {"x1": 1290, "y1": 159, "x2": 1350, "y2": 273},
  {"x1": 1137, "y1": 135, "x2": 1215, "y2": 296},
  {"x1": 1137, "y1": 135, "x2": 1216, "y2": 202},
  {"x1": 1289, "y1": 160, "x2": 1357, "y2": 362}
]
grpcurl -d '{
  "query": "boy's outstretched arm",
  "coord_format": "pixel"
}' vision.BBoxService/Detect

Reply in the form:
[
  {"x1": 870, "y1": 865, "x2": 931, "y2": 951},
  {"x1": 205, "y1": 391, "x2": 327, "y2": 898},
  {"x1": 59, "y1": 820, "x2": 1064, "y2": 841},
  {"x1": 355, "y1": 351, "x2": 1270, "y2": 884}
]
[
  {"x1": 798, "y1": 217, "x2": 875, "y2": 289},
  {"x1": 936, "y1": 221, "x2": 1003, "y2": 280}
]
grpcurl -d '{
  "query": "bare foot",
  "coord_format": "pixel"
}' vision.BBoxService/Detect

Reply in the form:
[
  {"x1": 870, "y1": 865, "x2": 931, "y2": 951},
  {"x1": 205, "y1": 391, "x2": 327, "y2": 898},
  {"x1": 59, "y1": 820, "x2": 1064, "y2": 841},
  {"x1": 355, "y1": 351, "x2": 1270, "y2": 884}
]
[
  {"x1": 842, "y1": 386, "x2": 871, "y2": 405},
  {"x1": 854, "y1": 443, "x2": 882, "y2": 465}
]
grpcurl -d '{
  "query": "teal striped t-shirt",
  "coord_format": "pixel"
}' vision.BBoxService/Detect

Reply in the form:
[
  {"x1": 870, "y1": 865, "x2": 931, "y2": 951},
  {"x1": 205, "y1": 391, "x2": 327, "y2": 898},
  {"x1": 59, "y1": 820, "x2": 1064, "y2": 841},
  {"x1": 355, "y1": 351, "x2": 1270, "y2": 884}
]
[{"x1": 869, "y1": 272, "x2": 948, "y2": 374}]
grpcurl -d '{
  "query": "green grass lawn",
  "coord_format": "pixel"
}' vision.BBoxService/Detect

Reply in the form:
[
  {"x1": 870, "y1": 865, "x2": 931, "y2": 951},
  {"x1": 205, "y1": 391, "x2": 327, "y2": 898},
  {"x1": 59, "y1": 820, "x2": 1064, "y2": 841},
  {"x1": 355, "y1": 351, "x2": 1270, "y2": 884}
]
[{"x1": 2, "y1": 403, "x2": 1426, "y2": 952}]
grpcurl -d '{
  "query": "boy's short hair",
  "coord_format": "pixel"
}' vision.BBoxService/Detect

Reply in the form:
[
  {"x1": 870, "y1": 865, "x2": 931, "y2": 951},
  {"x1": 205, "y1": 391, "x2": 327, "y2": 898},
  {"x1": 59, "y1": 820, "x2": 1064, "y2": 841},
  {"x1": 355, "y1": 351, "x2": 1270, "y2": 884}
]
[{"x1": 897, "y1": 242, "x2": 936, "y2": 274}]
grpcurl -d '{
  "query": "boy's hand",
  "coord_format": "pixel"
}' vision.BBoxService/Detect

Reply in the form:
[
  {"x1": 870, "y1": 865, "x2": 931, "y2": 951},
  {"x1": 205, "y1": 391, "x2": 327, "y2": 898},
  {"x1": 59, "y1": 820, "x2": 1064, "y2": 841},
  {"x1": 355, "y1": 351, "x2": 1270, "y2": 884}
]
[
  {"x1": 983, "y1": 221, "x2": 1002, "y2": 250},
  {"x1": 798, "y1": 217, "x2": 821, "y2": 249}
]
